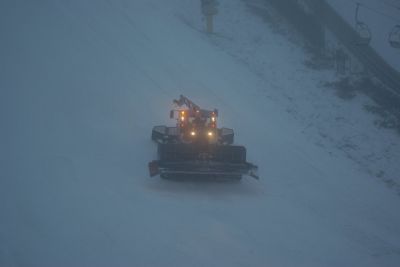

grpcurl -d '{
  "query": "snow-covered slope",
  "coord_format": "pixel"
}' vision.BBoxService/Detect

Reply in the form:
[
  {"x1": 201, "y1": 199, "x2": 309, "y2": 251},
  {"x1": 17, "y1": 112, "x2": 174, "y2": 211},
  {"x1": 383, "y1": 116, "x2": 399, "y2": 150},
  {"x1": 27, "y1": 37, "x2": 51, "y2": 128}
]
[
  {"x1": 1, "y1": 0, "x2": 400, "y2": 266},
  {"x1": 179, "y1": 0, "x2": 400, "y2": 193}
]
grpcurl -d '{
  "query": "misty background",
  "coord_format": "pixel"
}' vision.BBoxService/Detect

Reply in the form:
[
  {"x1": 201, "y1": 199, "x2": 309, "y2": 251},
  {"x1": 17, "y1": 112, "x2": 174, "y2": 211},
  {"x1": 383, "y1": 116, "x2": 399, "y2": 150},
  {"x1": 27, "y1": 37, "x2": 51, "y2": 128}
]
[{"x1": 1, "y1": 0, "x2": 400, "y2": 266}]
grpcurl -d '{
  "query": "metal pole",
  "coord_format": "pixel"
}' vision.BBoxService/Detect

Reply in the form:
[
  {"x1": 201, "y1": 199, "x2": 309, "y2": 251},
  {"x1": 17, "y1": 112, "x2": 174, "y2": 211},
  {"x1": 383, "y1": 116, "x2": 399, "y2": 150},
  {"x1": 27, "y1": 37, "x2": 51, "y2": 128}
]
[{"x1": 206, "y1": 15, "x2": 214, "y2": 33}]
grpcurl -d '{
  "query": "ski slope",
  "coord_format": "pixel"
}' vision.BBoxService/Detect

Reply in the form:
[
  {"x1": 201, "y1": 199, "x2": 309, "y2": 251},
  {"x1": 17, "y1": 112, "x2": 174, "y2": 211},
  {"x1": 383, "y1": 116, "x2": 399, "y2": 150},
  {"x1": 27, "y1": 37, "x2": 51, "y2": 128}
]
[{"x1": 1, "y1": 0, "x2": 400, "y2": 266}]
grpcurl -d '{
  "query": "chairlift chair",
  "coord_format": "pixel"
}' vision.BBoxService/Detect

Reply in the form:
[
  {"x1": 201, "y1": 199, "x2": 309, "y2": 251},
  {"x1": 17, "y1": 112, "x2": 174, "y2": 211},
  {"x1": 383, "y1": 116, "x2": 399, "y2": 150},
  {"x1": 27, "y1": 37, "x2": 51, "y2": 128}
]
[
  {"x1": 389, "y1": 25, "x2": 400, "y2": 49},
  {"x1": 354, "y1": 3, "x2": 372, "y2": 46},
  {"x1": 355, "y1": 22, "x2": 372, "y2": 45}
]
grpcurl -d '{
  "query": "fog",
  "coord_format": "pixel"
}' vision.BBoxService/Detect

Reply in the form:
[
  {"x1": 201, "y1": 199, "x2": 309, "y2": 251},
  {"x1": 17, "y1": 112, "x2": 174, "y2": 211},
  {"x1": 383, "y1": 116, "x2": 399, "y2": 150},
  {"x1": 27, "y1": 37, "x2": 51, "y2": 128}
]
[{"x1": 1, "y1": 1, "x2": 399, "y2": 266}]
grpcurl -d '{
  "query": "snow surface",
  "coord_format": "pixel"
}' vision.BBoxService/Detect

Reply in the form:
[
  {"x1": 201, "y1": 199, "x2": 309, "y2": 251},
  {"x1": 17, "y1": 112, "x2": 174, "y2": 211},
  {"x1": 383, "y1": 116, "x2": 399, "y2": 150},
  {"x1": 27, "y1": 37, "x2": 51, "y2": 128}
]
[
  {"x1": 178, "y1": 0, "x2": 400, "y2": 193},
  {"x1": 1, "y1": 0, "x2": 400, "y2": 266},
  {"x1": 325, "y1": 0, "x2": 400, "y2": 71}
]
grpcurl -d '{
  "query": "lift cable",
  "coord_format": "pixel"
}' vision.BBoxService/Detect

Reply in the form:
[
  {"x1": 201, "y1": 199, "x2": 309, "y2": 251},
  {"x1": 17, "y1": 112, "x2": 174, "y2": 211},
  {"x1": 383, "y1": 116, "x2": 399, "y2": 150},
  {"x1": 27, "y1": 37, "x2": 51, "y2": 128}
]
[{"x1": 330, "y1": 0, "x2": 400, "y2": 23}]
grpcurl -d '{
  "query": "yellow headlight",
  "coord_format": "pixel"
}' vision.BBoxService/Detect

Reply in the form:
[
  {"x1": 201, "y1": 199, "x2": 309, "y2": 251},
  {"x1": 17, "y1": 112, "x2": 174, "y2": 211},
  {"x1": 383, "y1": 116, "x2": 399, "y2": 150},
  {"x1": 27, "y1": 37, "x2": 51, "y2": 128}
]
[
  {"x1": 207, "y1": 131, "x2": 213, "y2": 136},
  {"x1": 190, "y1": 131, "x2": 196, "y2": 136}
]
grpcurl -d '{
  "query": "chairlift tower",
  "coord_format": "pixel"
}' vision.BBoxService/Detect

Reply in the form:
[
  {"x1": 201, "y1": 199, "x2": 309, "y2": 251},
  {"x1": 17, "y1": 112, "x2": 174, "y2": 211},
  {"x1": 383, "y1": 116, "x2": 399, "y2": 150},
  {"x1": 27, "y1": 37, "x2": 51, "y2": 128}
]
[{"x1": 201, "y1": 0, "x2": 218, "y2": 33}]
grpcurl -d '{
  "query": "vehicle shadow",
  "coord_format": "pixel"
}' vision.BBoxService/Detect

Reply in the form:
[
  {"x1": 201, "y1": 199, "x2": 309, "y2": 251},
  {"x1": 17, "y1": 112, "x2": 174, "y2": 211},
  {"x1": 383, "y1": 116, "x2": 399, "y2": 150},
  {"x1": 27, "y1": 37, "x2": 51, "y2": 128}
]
[{"x1": 144, "y1": 176, "x2": 265, "y2": 198}]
